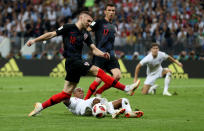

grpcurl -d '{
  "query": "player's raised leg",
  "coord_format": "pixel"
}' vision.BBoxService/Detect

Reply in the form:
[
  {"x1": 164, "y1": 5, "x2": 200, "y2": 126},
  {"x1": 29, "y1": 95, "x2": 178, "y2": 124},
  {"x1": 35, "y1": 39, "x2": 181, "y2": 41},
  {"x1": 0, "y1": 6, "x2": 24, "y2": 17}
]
[
  {"x1": 84, "y1": 77, "x2": 101, "y2": 100},
  {"x1": 89, "y1": 66, "x2": 139, "y2": 96},
  {"x1": 94, "y1": 68, "x2": 121, "y2": 97},
  {"x1": 28, "y1": 81, "x2": 76, "y2": 116}
]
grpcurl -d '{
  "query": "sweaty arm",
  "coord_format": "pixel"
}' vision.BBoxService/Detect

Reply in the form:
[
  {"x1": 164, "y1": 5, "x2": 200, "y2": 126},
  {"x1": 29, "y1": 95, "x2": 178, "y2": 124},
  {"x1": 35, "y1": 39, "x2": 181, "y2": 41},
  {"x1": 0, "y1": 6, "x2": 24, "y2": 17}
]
[
  {"x1": 26, "y1": 31, "x2": 57, "y2": 47},
  {"x1": 134, "y1": 63, "x2": 142, "y2": 83},
  {"x1": 168, "y1": 55, "x2": 183, "y2": 67},
  {"x1": 90, "y1": 44, "x2": 110, "y2": 59}
]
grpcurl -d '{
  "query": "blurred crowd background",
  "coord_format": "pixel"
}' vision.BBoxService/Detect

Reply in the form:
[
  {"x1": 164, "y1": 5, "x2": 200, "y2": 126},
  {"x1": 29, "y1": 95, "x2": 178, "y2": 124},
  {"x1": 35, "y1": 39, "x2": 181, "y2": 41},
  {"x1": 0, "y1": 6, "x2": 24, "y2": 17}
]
[{"x1": 0, "y1": 0, "x2": 204, "y2": 60}]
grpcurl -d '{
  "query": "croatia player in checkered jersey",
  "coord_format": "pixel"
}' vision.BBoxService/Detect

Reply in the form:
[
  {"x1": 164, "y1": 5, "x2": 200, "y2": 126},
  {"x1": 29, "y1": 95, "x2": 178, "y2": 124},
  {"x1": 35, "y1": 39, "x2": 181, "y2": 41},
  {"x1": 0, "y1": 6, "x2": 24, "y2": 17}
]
[{"x1": 134, "y1": 43, "x2": 183, "y2": 96}]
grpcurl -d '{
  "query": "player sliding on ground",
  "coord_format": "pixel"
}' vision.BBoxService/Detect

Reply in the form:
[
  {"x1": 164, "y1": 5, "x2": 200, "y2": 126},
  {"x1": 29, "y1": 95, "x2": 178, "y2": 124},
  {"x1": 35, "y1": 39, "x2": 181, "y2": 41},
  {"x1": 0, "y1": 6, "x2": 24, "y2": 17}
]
[
  {"x1": 63, "y1": 87, "x2": 144, "y2": 118},
  {"x1": 134, "y1": 43, "x2": 183, "y2": 96},
  {"x1": 26, "y1": 11, "x2": 140, "y2": 116}
]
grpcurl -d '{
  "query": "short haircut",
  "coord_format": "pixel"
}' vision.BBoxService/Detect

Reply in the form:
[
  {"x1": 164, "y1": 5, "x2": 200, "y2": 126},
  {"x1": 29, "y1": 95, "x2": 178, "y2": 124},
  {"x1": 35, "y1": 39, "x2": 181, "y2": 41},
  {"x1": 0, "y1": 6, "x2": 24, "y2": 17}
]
[
  {"x1": 73, "y1": 88, "x2": 84, "y2": 94},
  {"x1": 104, "y1": 3, "x2": 116, "y2": 10},
  {"x1": 79, "y1": 11, "x2": 93, "y2": 18},
  {"x1": 151, "y1": 43, "x2": 159, "y2": 48}
]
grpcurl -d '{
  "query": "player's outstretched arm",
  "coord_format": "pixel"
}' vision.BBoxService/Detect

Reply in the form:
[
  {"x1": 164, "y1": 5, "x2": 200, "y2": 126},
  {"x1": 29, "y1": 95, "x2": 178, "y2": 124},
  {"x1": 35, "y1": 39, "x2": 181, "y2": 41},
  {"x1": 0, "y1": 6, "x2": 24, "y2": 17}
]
[
  {"x1": 90, "y1": 44, "x2": 110, "y2": 59},
  {"x1": 168, "y1": 56, "x2": 183, "y2": 67},
  {"x1": 26, "y1": 31, "x2": 57, "y2": 47},
  {"x1": 134, "y1": 63, "x2": 142, "y2": 83}
]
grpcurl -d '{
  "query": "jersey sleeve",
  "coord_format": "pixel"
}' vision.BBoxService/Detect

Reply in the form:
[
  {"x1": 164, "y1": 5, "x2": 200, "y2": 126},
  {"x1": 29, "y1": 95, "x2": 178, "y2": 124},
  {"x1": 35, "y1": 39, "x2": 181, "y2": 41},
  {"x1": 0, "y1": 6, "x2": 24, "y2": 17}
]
[
  {"x1": 90, "y1": 19, "x2": 100, "y2": 32},
  {"x1": 139, "y1": 56, "x2": 149, "y2": 66},
  {"x1": 84, "y1": 32, "x2": 93, "y2": 47},
  {"x1": 161, "y1": 52, "x2": 169, "y2": 60},
  {"x1": 56, "y1": 24, "x2": 70, "y2": 36}
]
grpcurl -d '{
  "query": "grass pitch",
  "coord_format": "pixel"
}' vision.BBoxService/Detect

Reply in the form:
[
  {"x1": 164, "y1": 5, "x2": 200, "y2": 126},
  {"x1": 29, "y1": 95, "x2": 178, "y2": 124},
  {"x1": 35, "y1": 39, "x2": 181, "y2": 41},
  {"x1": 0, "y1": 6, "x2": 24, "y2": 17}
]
[{"x1": 0, "y1": 77, "x2": 204, "y2": 131}]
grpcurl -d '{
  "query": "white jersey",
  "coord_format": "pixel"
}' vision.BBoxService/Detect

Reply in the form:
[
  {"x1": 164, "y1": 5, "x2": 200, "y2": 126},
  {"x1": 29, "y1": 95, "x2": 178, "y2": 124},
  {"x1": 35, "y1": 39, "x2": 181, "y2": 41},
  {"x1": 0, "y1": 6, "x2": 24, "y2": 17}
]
[
  {"x1": 140, "y1": 51, "x2": 168, "y2": 75},
  {"x1": 68, "y1": 97, "x2": 97, "y2": 115}
]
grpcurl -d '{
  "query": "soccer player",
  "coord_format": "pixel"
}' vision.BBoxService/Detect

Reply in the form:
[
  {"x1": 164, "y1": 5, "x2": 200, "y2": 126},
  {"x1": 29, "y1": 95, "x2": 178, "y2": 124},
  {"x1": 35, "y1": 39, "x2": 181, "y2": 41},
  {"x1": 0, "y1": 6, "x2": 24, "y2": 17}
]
[
  {"x1": 64, "y1": 87, "x2": 144, "y2": 118},
  {"x1": 134, "y1": 43, "x2": 183, "y2": 96},
  {"x1": 26, "y1": 11, "x2": 139, "y2": 116},
  {"x1": 84, "y1": 3, "x2": 140, "y2": 100}
]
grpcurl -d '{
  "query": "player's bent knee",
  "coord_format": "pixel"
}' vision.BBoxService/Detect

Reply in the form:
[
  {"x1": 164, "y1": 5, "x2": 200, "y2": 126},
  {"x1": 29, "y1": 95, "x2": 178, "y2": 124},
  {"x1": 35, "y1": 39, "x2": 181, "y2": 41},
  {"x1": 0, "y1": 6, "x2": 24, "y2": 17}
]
[
  {"x1": 113, "y1": 75, "x2": 121, "y2": 80},
  {"x1": 141, "y1": 88, "x2": 148, "y2": 95},
  {"x1": 89, "y1": 65, "x2": 100, "y2": 76},
  {"x1": 95, "y1": 77, "x2": 102, "y2": 83}
]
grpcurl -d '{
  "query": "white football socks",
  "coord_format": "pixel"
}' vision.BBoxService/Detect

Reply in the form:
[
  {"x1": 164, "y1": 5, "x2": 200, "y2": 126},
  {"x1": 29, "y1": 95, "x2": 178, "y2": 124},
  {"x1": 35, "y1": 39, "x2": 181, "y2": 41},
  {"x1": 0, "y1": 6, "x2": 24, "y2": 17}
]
[
  {"x1": 148, "y1": 84, "x2": 158, "y2": 94},
  {"x1": 122, "y1": 98, "x2": 132, "y2": 113},
  {"x1": 100, "y1": 98, "x2": 115, "y2": 115},
  {"x1": 164, "y1": 72, "x2": 171, "y2": 93},
  {"x1": 107, "y1": 102, "x2": 116, "y2": 115},
  {"x1": 124, "y1": 86, "x2": 130, "y2": 92}
]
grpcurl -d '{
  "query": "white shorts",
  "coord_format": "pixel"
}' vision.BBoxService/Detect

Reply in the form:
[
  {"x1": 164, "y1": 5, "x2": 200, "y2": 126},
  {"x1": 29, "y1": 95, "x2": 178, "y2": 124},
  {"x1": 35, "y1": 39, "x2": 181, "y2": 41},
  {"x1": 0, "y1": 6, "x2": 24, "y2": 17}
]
[{"x1": 144, "y1": 68, "x2": 164, "y2": 86}]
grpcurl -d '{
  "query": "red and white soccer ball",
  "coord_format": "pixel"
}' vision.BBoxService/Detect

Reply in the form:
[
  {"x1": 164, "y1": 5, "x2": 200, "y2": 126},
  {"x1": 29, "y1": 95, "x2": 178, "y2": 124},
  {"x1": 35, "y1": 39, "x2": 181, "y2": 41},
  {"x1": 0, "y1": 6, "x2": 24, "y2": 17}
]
[{"x1": 92, "y1": 103, "x2": 107, "y2": 118}]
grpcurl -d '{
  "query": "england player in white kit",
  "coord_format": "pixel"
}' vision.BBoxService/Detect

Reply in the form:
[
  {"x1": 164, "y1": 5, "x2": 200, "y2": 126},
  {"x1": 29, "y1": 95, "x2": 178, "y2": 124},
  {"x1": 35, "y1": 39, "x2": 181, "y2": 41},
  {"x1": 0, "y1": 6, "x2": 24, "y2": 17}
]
[
  {"x1": 64, "y1": 88, "x2": 144, "y2": 118},
  {"x1": 134, "y1": 43, "x2": 183, "y2": 96}
]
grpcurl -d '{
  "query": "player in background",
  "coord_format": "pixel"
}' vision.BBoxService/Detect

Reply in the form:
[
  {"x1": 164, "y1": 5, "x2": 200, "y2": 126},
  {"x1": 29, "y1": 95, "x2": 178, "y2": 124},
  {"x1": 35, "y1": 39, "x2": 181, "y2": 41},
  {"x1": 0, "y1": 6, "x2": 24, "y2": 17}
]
[
  {"x1": 84, "y1": 3, "x2": 140, "y2": 100},
  {"x1": 64, "y1": 87, "x2": 144, "y2": 118},
  {"x1": 134, "y1": 43, "x2": 183, "y2": 96},
  {"x1": 26, "y1": 11, "x2": 139, "y2": 116}
]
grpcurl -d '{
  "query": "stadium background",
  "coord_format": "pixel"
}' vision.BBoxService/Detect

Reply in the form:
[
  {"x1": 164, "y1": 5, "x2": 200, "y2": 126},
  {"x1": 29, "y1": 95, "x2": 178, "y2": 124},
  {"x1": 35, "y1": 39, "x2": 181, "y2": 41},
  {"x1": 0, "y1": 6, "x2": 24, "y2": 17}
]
[
  {"x1": 0, "y1": 0, "x2": 204, "y2": 60},
  {"x1": 0, "y1": 0, "x2": 204, "y2": 131}
]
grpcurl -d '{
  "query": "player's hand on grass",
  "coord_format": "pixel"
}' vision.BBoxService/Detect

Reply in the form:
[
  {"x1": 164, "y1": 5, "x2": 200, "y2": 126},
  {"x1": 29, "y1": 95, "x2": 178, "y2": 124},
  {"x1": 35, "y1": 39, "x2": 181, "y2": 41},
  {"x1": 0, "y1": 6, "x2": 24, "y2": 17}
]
[
  {"x1": 26, "y1": 40, "x2": 35, "y2": 47},
  {"x1": 104, "y1": 52, "x2": 110, "y2": 60}
]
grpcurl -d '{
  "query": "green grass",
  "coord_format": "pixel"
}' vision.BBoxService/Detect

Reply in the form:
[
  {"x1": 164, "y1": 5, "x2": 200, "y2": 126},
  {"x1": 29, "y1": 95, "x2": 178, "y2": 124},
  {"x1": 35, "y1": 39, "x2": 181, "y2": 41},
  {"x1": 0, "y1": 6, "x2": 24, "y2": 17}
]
[{"x1": 0, "y1": 77, "x2": 204, "y2": 131}]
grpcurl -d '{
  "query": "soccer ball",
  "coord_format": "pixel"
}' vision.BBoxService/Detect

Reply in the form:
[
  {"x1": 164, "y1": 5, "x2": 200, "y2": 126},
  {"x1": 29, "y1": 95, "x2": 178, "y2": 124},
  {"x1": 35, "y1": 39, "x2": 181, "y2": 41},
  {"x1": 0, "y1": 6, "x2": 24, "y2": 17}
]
[{"x1": 92, "y1": 103, "x2": 107, "y2": 118}]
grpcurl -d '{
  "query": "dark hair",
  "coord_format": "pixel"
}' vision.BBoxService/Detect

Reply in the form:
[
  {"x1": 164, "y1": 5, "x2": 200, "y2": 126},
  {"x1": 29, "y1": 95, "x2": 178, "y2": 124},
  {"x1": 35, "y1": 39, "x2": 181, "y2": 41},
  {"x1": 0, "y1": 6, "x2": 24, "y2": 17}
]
[
  {"x1": 104, "y1": 3, "x2": 116, "y2": 10},
  {"x1": 151, "y1": 43, "x2": 159, "y2": 48},
  {"x1": 79, "y1": 11, "x2": 93, "y2": 17}
]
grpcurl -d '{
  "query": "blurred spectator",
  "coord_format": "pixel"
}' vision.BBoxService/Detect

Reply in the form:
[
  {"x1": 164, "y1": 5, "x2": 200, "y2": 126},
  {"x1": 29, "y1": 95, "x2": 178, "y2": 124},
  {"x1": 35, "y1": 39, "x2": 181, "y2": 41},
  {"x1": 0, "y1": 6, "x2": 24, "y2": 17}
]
[
  {"x1": 32, "y1": 52, "x2": 38, "y2": 59},
  {"x1": 132, "y1": 51, "x2": 139, "y2": 60},
  {"x1": 14, "y1": 51, "x2": 24, "y2": 59},
  {"x1": 0, "y1": 52, "x2": 2, "y2": 59},
  {"x1": 53, "y1": 51, "x2": 62, "y2": 60},
  {"x1": 0, "y1": 31, "x2": 5, "y2": 43},
  {"x1": 199, "y1": 53, "x2": 204, "y2": 60},
  {"x1": 177, "y1": 51, "x2": 188, "y2": 61},
  {"x1": 10, "y1": 29, "x2": 21, "y2": 53},
  {"x1": 47, "y1": 7, "x2": 57, "y2": 25},
  {"x1": 61, "y1": 4, "x2": 72, "y2": 22},
  {"x1": 188, "y1": 50, "x2": 198, "y2": 60},
  {"x1": 115, "y1": 50, "x2": 125, "y2": 59},
  {"x1": 135, "y1": 32, "x2": 145, "y2": 54},
  {"x1": 0, "y1": 0, "x2": 204, "y2": 59},
  {"x1": 126, "y1": 30, "x2": 136, "y2": 46},
  {"x1": 40, "y1": 51, "x2": 48, "y2": 59},
  {"x1": 6, "y1": 51, "x2": 14, "y2": 59}
]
